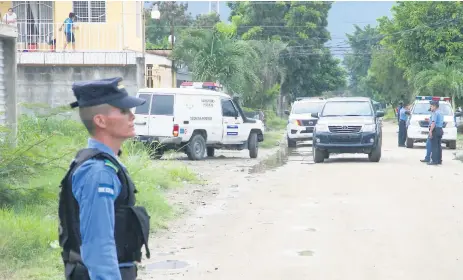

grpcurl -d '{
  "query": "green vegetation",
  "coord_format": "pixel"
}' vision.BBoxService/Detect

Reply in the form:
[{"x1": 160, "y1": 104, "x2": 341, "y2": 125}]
[
  {"x1": 147, "y1": 2, "x2": 346, "y2": 113},
  {"x1": 344, "y1": 2, "x2": 463, "y2": 108},
  {"x1": 0, "y1": 111, "x2": 198, "y2": 280}
]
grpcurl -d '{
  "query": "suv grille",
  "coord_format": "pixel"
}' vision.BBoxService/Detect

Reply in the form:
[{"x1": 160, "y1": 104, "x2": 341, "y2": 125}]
[
  {"x1": 300, "y1": 119, "x2": 317, "y2": 126},
  {"x1": 328, "y1": 126, "x2": 362, "y2": 133}
]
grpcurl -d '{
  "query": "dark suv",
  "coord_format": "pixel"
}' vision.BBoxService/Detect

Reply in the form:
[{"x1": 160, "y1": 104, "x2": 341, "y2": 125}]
[{"x1": 311, "y1": 97, "x2": 385, "y2": 163}]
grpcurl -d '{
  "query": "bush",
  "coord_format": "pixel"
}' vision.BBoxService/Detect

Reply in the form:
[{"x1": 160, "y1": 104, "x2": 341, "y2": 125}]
[{"x1": 0, "y1": 110, "x2": 198, "y2": 279}]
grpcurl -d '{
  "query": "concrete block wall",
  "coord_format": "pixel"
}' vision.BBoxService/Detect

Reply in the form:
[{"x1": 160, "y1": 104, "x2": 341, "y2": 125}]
[{"x1": 17, "y1": 65, "x2": 138, "y2": 110}]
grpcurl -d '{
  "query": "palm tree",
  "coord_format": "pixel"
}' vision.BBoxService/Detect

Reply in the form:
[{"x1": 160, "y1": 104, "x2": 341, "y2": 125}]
[
  {"x1": 413, "y1": 61, "x2": 463, "y2": 106},
  {"x1": 171, "y1": 27, "x2": 259, "y2": 95}
]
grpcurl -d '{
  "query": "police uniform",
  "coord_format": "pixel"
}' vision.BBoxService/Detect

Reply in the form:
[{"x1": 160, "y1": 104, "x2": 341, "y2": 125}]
[
  {"x1": 421, "y1": 108, "x2": 433, "y2": 163},
  {"x1": 58, "y1": 77, "x2": 151, "y2": 280},
  {"x1": 398, "y1": 106, "x2": 408, "y2": 146},
  {"x1": 429, "y1": 100, "x2": 444, "y2": 165}
]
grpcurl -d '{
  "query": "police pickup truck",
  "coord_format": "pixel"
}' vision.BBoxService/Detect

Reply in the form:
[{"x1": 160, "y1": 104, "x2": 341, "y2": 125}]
[
  {"x1": 406, "y1": 96, "x2": 459, "y2": 149},
  {"x1": 311, "y1": 97, "x2": 384, "y2": 163}
]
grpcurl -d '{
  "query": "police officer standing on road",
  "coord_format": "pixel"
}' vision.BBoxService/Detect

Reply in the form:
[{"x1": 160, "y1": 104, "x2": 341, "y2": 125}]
[
  {"x1": 398, "y1": 104, "x2": 409, "y2": 147},
  {"x1": 58, "y1": 77, "x2": 151, "y2": 280},
  {"x1": 428, "y1": 100, "x2": 444, "y2": 165},
  {"x1": 421, "y1": 104, "x2": 433, "y2": 163}
]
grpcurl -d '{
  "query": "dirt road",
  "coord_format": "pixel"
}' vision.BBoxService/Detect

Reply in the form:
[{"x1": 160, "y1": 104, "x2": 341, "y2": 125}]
[{"x1": 139, "y1": 123, "x2": 463, "y2": 280}]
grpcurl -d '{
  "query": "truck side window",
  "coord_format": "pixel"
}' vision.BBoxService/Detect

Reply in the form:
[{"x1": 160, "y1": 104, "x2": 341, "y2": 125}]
[
  {"x1": 221, "y1": 99, "x2": 237, "y2": 117},
  {"x1": 135, "y1": 94, "x2": 151, "y2": 115},
  {"x1": 151, "y1": 94, "x2": 174, "y2": 116}
]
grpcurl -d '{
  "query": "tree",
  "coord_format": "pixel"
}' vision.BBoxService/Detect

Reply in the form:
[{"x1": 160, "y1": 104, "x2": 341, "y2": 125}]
[
  {"x1": 378, "y1": 1, "x2": 463, "y2": 75},
  {"x1": 171, "y1": 27, "x2": 259, "y2": 95},
  {"x1": 412, "y1": 60, "x2": 463, "y2": 106},
  {"x1": 192, "y1": 12, "x2": 221, "y2": 28},
  {"x1": 364, "y1": 48, "x2": 411, "y2": 104},
  {"x1": 145, "y1": 1, "x2": 193, "y2": 49},
  {"x1": 343, "y1": 24, "x2": 381, "y2": 95}
]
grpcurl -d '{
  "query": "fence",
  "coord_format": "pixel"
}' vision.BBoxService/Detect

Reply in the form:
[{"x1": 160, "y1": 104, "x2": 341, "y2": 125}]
[{"x1": 15, "y1": 22, "x2": 123, "y2": 52}]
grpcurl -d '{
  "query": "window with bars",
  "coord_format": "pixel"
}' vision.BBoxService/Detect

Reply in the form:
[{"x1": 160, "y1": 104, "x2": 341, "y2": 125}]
[{"x1": 72, "y1": 1, "x2": 106, "y2": 23}]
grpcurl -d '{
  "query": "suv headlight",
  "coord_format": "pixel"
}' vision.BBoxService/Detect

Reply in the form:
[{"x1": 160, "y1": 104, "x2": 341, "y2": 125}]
[
  {"x1": 362, "y1": 124, "x2": 376, "y2": 132},
  {"x1": 315, "y1": 124, "x2": 329, "y2": 132}
]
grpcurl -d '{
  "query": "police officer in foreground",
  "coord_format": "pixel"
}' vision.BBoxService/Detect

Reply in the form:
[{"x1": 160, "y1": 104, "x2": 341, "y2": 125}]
[
  {"x1": 398, "y1": 104, "x2": 409, "y2": 147},
  {"x1": 428, "y1": 100, "x2": 444, "y2": 165},
  {"x1": 58, "y1": 77, "x2": 151, "y2": 280}
]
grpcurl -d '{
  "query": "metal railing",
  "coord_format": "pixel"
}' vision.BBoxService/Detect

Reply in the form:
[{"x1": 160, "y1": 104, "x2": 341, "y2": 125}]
[{"x1": 15, "y1": 22, "x2": 124, "y2": 52}]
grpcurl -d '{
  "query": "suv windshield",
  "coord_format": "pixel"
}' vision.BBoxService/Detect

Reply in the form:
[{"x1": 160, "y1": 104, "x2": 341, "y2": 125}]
[
  {"x1": 321, "y1": 101, "x2": 373, "y2": 117},
  {"x1": 291, "y1": 101, "x2": 325, "y2": 114},
  {"x1": 412, "y1": 102, "x2": 453, "y2": 115}
]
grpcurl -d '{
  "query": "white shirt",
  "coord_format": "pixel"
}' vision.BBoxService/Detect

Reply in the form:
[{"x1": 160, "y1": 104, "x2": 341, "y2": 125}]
[{"x1": 3, "y1": 12, "x2": 17, "y2": 26}]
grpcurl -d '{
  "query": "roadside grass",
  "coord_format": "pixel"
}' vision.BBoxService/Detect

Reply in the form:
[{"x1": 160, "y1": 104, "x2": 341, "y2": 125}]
[
  {"x1": 383, "y1": 107, "x2": 397, "y2": 122},
  {"x1": 0, "y1": 113, "x2": 198, "y2": 280},
  {"x1": 457, "y1": 133, "x2": 463, "y2": 149},
  {"x1": 261, "y1": 130, "x2": 284, "y2": 148}
]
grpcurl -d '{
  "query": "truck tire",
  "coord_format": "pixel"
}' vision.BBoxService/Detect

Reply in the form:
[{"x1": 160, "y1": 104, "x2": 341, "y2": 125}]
[
  {"x1": 186, "y1": 134, "x2": 206, "y2": 160},
  {"x1": 287, "y1": 136, "x2": 297, "y2": 148},
  {"x1": 313, "y1": 146, "x2": 325, "y2": 163},
  {"x1": 248, "y1": 132, "x2": 258, "y2": 158},
  {"x1": 449, "y1": 140, "x2": 457, "y2": 150},
  {"x1": 406, "y1": 137, "x2": 414, "y2": 148},
  {"x1": 207, "y1": 147, "x2": 215, "y2": 157},
  {"x1": 368, "y1": 143, "x2": 381, "y2": 162}
]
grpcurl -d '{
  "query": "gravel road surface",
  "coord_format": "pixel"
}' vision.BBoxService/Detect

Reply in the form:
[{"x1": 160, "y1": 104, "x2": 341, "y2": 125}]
[{"x1": 139, "y1": 122, "x2": 463, "y2": 280}]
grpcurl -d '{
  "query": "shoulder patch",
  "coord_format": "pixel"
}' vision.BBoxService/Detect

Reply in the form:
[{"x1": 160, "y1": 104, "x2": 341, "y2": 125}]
[{"x1": 104, "y1": 159, "x2": 119, "y2": 172}]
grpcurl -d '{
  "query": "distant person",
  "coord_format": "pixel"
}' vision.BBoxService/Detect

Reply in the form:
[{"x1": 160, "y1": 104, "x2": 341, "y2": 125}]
[
  {"x1": 421, "y1": 104, "x2": 433, "y2": 163},
  {"x1": 398, "y1": 104, "x2": 409, "y2": 147},
  {"x1": 428, "y1": 100, "x2": 443, "y2": 165},
  {"x1": 59, "y1": 12, "x2": 78, "y2": 51},
  {"x1": 396, "y1": 101, "x2": 403, "y2": 123},
  {"x1": 2, "y1": 8, "x2": 17, "y2": 26}
]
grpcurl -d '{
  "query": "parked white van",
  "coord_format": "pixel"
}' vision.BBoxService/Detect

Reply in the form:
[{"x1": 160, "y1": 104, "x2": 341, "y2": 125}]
[{"x1": 132, "y1": 88, "x2": 265, "y2": 160}]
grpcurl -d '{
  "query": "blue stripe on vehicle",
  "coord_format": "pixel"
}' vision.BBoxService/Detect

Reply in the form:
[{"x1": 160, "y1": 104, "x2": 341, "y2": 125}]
[
  {"x1": 227, "y1": 132, "x2": 238, "y2": 136},
  {"x1": 227, "y1": 125, "x2": 239, "y2": 129}
]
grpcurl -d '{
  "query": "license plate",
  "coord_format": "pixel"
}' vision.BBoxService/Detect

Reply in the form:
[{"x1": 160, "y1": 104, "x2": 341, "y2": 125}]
[{"x1": 421, "y1": 131, "x2": 429, "y2": 135}]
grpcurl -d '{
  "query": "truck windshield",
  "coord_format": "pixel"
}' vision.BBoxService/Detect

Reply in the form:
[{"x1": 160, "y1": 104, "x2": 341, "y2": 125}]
[
  {"x1": 291, "y1": 101, "x2": 325, "y2": 114},
  {"x1": 321, "y1": 101, "x2": 373, "y2": 117},
  {"x1": 412, "y1": 102, "x2": 453, "y2": 115}
]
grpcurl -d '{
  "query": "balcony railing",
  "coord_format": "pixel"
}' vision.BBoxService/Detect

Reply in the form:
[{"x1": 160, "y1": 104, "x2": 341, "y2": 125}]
[{"x1": 16, "y1": 22, "x2": 124, "y2": 52}]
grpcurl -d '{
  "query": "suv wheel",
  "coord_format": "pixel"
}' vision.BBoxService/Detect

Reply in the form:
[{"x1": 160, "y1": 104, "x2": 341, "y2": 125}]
[
  {"x1": 287, "y1": 135, "x2": 296, "y2": 148},
  {"x1": 186, "y1": 134, "x2": 206, "y2": 160},
  {"x1": 248, "y1": 132, "x2": 258, "y2": 158},
  {"x1": 406, "y1": 137, "x2": 414, "y2": 148},
  {"x1": 313, "y1": 145, "x2": 325, "y2": 163},
  {"x1": 448, "y1": 140, "x2": 457, "y2": 150},
  {"x1": 368, "y1": 143, "x2": 381, "y2": 162}
]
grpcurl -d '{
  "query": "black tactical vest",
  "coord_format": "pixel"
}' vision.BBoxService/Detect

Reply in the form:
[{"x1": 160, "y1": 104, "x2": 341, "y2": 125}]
[{"x1": 58, "y1": 148, "x2": 151, "y2": 268}]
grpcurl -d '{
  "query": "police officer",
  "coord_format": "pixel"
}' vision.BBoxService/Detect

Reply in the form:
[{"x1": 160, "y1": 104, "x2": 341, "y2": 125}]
[
  {"x1": 58, "y1": 77, "x2": 151, "y2": 280},
  {"x1": 397, "y1": 101, "x2": 403, "y2": 123},
  {"x1": 421, "y1": 105, "x2": 433, "y2": 163},
  {"x1": 398, "y1": 104, "x2": 409, "y2": 147},
  {"x1": 428, "y1": 100, "x2": 444, "y2": 165}
]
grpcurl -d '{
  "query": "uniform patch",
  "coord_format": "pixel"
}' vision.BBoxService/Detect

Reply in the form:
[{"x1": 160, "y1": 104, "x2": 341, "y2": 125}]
[
  {"x1": 98, "y1": 183, "x2": 115, "y2": 197},
  {"x1": 104, "y1": 159, "x2": 119, "y2": 172}
]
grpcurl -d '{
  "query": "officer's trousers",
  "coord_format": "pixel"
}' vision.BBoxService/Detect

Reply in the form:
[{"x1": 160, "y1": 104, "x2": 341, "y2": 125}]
[
  {"x1": 398, "y1": 120, "x2": 407, "y2": 146},
  {"x1": 424, "y1": 138, "x2": 431, "y2": 161},
  {"x1": 66, "y1": 262, "x2": 137, "y2": 280},
  {"x1": 430, "y1": 127, "x2": 443, "y2": 164}
]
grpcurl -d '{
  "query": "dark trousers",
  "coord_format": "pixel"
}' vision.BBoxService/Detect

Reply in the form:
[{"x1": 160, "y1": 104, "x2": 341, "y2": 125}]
[
  {"x1": 430, "y1": 127, "x2": 443, "y2": 164},
  {"x1": 65, "y1": 262, "x2": 137, "y2": 280},
  {"x1": 398, "y1": 120, "x2": 407, "y2": 145}
]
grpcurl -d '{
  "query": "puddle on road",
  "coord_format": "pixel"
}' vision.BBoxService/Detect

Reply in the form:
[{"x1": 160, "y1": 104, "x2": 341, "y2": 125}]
[
  {"x1": 249, "y1": 147, "x2": 313, "y2": 174},
  {"x1": 298, "y1": 250, "x2": 315, "y2": 256},
  {"x1": 146, "y1": 260, "x2": 190, "y2": 271}
]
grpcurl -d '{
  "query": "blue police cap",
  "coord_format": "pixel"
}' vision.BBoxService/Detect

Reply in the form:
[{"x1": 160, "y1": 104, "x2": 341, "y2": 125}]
[
  {"x1": 429, "y1": 100, "x2": 439, "y2": 106},
  {"x1": 70, "y1": 77, "x2": 145, "y2": 109}
]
